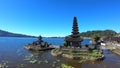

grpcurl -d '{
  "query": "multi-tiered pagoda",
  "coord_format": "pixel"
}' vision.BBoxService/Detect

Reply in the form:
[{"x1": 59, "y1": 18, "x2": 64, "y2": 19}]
[{"x1": 65, "y1": 17, "x2": 83, "y2": 47}]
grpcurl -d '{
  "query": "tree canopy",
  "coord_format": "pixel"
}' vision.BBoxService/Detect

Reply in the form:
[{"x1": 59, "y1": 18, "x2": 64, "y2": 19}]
[
  {"x1": 92, "y1": 34, "x2": 101, "y2": 44},
  {"x1": 80, "y1": 30, "x2": 117, "y2": 37}
]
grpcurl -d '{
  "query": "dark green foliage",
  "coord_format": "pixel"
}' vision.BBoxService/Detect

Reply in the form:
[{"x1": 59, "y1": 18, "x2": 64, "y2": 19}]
[
  {"x1": 52, "y1": 49, "x2": 102, "y2": 57},
  {"x1": 80, "y1": 30, "x2": 117, "y2": 37},
  {"x1": 92, "y1": 34, "x2": 101, "y2": 43},
  {"x1": 63, "y1": 41, "x2": 67, "y2": 47},
  {"x1": 91, "y1": 34, "x2": 101, "y2": 49},
  {"x1": 61, "y1": 64, "x2": 74, "y2": 68}
]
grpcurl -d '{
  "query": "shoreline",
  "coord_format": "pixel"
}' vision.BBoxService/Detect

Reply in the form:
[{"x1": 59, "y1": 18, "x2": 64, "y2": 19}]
[{"x1": 103, "y1": 41, "x2": 120, "y2": 56}]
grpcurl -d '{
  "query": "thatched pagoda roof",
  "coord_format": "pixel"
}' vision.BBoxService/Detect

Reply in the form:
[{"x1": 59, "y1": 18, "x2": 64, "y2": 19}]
[
  {"x1": 65, "y1": 16, "x2": 83, "y2": 42},
  {"x1": 65, "y1": 35, "x2": 83, "y2": 42}
]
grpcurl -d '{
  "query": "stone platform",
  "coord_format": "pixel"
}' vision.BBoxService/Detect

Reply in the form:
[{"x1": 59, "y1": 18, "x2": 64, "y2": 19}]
[
  {"x1": 24, "y1": 45, "x2": 55, "y2": 51},
  {"x1": 51, "y1": 48, "x2": 104, "y2": 61}
]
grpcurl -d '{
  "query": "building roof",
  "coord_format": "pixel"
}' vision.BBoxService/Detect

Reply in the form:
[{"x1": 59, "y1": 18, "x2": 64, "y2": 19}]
[
  {"x1": 65, "y1": 16, "x2": 83, "y2": 42},
  {"x1": 65, "y1": 35, "x2": 83, "y2": 42}
]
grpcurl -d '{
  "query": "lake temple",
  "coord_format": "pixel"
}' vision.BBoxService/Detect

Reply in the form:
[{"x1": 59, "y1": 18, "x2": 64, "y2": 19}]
[
  {"x1": 51, "y1": 16, "x2": 104, "y2": 60},
  {"x1": 65, "y1": 16, "x2": 83, "y2": 47}
]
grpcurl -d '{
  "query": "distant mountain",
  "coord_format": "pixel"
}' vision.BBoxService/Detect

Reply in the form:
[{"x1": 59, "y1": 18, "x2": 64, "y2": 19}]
[
  {"x1": 80, "y1": 30, "x2": 117, "y2": 37},
  {"x1": 0, "y1": 29, "x2": 36, "y2": 37}
]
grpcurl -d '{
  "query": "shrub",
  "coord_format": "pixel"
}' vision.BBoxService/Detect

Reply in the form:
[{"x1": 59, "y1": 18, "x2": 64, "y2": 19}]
[
  {"x1": 52, "y1": 49, "x2": 59, "y2": 53},
  {"x1": 63, "y1": 41, "x2": 67, "y2": 47},
  {"x1": 61, "y1": 64, "x2": 74, "y2": 68}
]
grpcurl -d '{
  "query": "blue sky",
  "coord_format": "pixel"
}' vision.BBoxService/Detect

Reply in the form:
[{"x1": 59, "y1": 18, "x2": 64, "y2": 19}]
[{"x1": 0, "y1": 0, "x2": 120, "y2": 37}]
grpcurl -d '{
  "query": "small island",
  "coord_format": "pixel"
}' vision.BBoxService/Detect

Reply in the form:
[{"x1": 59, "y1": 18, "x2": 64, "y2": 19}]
[
  {"x1": 51, "y1": 17, "x2": 104, "y2": 61},
  {"x1": 24, "y1": 35, "x2": 55, "y2": 51}
]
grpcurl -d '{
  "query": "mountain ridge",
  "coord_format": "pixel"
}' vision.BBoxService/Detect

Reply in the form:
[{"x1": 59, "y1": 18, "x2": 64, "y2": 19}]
[{"x1": 0, "y1": 29, "x2": 36, "y2": 38}]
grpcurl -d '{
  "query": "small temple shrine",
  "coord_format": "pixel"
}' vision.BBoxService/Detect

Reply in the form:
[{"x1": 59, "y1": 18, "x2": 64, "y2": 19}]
[
  {"x1": 24, "y1": 35, "x2": 54, "y2": 51},
  {"x1": 65, "y1": 16, "x2": 83, "y2": 47}
]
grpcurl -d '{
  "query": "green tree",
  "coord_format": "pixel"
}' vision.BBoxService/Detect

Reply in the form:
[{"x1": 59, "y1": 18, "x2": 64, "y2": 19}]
[
  {"x1": 63, "y1": 41, "x2": 67, "y2": 47},
  {"x1": 92, "y1": 34, "x2": 101, "y2": 44},
  {"x1": 80, "y1": 30, "x2": 117, "y2": 37},
  {"x1": 92, "y1": 34, "x2": 101, "y2": 49}
]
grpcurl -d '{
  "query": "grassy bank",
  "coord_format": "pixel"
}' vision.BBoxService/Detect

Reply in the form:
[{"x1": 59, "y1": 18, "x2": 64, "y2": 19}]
[{"x1": 52, "y1": 49, "x2": 102, "y2": 58}]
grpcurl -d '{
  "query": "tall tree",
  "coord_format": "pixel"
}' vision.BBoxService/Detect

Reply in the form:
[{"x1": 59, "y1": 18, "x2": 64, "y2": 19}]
[
  {"x1": 92, "y1": 34, "x2": 101, "y2": 49},
  {"x1": 92, "y1": 33, "x2": 101, "y2": 44}
]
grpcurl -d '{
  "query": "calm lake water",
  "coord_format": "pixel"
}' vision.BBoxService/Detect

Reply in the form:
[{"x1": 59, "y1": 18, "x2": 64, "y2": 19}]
[{"x1": 0, "y1": 37, "x2": 120, "y2": 68}]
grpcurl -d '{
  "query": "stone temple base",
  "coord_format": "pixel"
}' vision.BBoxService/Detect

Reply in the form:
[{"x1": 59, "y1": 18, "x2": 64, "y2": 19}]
[
  {"x1": 51, "y1": 49, "x2": 104, "y2": 61},
  {"x1": 24, "y1": 45, "x2": 55, "y2": 51}
]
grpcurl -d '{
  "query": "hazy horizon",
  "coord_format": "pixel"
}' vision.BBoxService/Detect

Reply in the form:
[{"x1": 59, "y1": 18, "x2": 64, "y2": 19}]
[{"x1": 0, "y1": 0, "x2": 120, "y2": 37}]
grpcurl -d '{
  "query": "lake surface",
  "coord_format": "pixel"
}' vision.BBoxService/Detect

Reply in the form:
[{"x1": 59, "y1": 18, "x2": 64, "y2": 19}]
[{"x1": 0, "y1": 37, "x2": 120, "y2": 68}]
